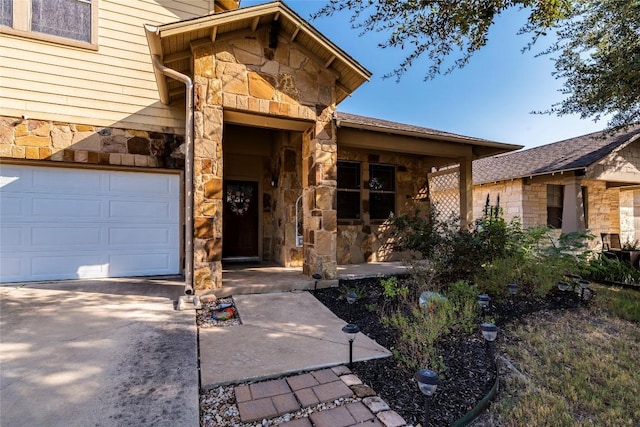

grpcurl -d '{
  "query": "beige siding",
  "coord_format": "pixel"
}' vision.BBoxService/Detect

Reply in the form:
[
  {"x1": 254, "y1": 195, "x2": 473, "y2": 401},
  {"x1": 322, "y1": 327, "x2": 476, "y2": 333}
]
[{"x1": 0, "y1": 0, "x2": 212, "y2": 134}]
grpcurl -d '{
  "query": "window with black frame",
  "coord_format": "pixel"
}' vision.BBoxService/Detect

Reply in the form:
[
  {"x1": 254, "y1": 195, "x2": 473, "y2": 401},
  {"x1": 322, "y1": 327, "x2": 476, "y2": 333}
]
[
  {"x1": 369, "y1": 164, "x2": 395, "y2": 220},
  {"x1": 337, "y1": 161, "x2": 361, "y2": 219},
  {"x1": 547, "y1": 184, "x2": 564, "y2": 228}
]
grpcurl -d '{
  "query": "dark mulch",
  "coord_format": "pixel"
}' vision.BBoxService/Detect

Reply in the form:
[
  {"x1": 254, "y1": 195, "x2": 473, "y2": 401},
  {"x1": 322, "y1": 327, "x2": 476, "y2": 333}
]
[{"x1": 312, "y1": 278, "x2": 583, "y2": 426}]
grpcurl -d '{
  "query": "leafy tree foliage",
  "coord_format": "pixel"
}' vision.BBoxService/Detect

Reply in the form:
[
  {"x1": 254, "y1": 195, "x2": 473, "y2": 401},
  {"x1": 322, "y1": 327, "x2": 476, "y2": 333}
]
[
  {"x1": 539, "y1": 0, "x2": 640, "y2": 128},
  {"x1": 313, "y1": 0, "x2": 639, "y2": 129}
]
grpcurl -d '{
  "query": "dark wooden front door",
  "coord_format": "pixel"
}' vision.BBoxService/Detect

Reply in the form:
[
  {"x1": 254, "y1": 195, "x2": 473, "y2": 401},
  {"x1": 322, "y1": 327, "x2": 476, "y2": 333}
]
[{"x1": 223, "y1": 180, "x2": 259, "y2": 258}]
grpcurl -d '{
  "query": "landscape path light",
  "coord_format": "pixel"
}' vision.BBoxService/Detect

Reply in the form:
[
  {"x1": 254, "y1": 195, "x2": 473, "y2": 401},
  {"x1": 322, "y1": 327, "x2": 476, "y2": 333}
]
[
  {"x1": 415, "y1": 369, "x2": 440, "y2": 427},
  {"x1": 481, "y1": 323, "x2": 499, "y2": 372},
  {"x1": 507, "y1": 283, "x2": 520, "y2": 296},
  {"x1": 312, "y1": 273, "x2": 322, "y2": 291},
  {"x1": 346, "y1": 292, "x2": 357, "y2": 322},
  {"x1": 341, "y1": 323, "x2": 360, "y2": 367},
  {"x1": 478, "y1": 294, "x2": 490, "y2": 317},
  {"x1": 578, "y1": 279, "x2": 591, "y2": 301},
  {"x1": 507, "y1": 283, "x2": 520, "y2": 307}
]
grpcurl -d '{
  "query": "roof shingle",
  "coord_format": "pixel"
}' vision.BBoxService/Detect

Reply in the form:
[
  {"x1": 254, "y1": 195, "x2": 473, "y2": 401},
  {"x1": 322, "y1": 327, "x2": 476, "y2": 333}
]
[{"x1": 473, "y1": 125, "x2": 640, "y2": 184}]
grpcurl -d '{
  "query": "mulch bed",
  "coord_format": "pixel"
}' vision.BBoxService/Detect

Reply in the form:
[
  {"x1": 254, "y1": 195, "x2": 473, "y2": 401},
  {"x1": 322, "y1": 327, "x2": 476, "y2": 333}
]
[{"x1": 312, "y1": 277, "x2": 583, "y2": 426}]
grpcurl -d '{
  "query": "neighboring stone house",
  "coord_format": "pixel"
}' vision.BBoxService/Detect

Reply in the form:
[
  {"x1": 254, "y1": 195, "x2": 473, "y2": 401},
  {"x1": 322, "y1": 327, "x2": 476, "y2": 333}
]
[
  {"x1": 0, "y1": 0, "x2": 519, "y2": 293},
  {"x1": 472, "y1": 126, "x2": 640, "y2": 248}
]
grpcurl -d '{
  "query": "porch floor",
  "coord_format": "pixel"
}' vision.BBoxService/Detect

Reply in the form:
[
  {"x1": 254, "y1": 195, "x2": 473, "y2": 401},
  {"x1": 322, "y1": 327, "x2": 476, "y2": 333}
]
[{"x1": 214, "y1": 261, "x2": 409, "y2": 297}]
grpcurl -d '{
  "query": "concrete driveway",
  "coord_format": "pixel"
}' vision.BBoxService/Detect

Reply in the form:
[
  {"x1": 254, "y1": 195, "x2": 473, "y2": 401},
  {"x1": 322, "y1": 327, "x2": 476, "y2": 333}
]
[{"x1": 0, "y1": 278, "x2": 198, "y2": 427}]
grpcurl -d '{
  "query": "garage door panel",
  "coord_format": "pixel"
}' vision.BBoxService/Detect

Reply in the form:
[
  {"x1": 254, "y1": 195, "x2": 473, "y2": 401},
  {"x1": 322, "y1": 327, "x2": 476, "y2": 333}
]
[
  {"x1": 31, "y1": 226, "x2": 103, "y2": 247},
  {"x1": 0, "y1": 256, "x2": 25, "y2": 280},
  {"x1": 32, "y1": 168, "x2": 102, "y2": 192},
  {"x1": 109, "y1": 228, "x2": 171, "y2": 246},
  {"x1": 109, "y1": 173, "x2": 176, "y2": 195},
  {"x1": 0, "y1": 170, "x2": 25, "y2": 190},
  {"x1": 109, "y1": 253, "x2": 174, "y2": 275},
  {"x1": 0, "y1": 194, "x2": 25, "y2": 217},
  {"x1": 33, "y1": 197, "x2": 103, "y2": 218},
  {"x1": 0, "y1": 227, "x2": 24, "y2": 249},
  {"x1": 31, "y1": 254, "x2": 106, "y2": 276},
  {"x1": 1, "y1": 164, "x2": 180, "y2": 283},
  {"x1": 109, "y1": 200, "x2": 171, "y2": 219}
]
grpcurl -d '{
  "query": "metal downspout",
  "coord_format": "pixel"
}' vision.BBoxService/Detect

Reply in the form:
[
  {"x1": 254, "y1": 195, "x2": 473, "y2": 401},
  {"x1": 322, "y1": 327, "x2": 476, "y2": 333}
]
[{"x1": 149, "y1": 54, "x2": 195, "y2": 295}]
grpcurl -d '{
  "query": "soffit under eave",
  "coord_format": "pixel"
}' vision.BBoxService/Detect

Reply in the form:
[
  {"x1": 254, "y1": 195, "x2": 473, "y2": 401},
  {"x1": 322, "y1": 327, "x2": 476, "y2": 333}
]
[
  {"x1": 153, "y1": 2, "x2": 371, "y2": 105},
  {"x1": 336, "y1": 126, "x2": 521, "y2": 159}
]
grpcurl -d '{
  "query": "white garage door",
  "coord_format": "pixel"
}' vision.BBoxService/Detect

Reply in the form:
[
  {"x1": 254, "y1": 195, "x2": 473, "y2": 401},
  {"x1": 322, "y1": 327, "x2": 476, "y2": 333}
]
[{"x1": 0, "y1": 164, "x2": 180, "y2": 283}]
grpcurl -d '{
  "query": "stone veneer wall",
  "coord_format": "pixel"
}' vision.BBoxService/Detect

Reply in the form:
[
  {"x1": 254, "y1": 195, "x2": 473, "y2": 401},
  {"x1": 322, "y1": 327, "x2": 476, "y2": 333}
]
[
  {"x1": 336, "y1": 148, "x2": 429, "y2": 264},
  {"x1": 268, "y1": 132, "x2": 304, "y2": 267},
  {"x1": 474, "y1": 176, "x2": 626, "y2": 250},
  {"x1": 191, "y1": 25, "x2": 339, "y2": 290},
  {"x1": 473, "y1": 180, "x2": 524, "y2": 223},
  {"x1": 0, "y1": 116, "x2": 184, "y2": 168}
]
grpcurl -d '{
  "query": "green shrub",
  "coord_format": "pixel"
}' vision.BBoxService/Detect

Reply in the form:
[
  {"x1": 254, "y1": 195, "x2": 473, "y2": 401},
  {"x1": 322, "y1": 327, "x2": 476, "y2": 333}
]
[
  {"x1": 384, "y1": 303, "x2": 448, "y2": 372},
  {"x1": 383, "y1": 280, "x2": 479, "y2": 372},
  {"x1": 380, "y1": 276, "x2": 408, "y2": 299},
  {"x1": 385, "y1": 207, "x2": 444, "y2": 259},
  {"x1": 387, "y1": 206, "x2": 523, "y2": 283},
  {"x1": 586, "y1": 254, "x2": 640, "y2": 285},
  {"x1": 473, "y1": 227, "x2": 592, "y2": 301},
  {"x1": 474, "y1": 254, "x2": 561, "y2": 300}
]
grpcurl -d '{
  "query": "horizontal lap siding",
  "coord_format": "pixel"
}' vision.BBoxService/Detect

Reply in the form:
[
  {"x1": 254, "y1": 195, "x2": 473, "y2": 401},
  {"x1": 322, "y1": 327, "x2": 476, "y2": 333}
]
[{"x1": 0, "y1": 0, "x2": 211, "y2": 133}]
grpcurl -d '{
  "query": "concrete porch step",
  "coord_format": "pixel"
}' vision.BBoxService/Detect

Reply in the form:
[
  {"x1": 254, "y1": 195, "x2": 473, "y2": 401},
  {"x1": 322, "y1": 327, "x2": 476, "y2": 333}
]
[{"x1": 214, "y1": 278, "x2": 338, "y2": 297}]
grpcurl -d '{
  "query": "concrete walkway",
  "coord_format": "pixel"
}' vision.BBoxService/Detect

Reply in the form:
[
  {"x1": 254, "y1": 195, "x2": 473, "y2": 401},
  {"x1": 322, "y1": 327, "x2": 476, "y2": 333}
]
[
  {"x1": 199, "y1": 291, "x2": 391, "y2": 388},
  {"x1": 217, "y1": 261, "x2": 409, "y2": 297},
  {"x1": 0, "y1": 278, "x2": 199, "y2": 427}
]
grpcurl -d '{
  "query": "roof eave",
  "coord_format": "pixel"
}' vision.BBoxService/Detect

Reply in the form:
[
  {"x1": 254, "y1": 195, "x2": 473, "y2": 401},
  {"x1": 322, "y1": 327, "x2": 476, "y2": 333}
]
[
  {"x1": 155, "y1": 1, "x2": 371, "y2": 86},
  {"x1": 336, "y1": 119, "x2": 522, "y2": 156},
  {"x1": 475, "y1": 167, "x2": 586, "y2": 185}
]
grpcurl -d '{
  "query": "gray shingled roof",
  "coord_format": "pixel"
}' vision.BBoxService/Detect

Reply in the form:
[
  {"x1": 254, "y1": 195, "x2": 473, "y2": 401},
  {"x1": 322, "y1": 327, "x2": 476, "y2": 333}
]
[
  {"x1": 335, "y1": 111, "x2": 506, "y2": 145},
  {"x1": 473, "y1": 125, "x2": 640, "y2": 184}
]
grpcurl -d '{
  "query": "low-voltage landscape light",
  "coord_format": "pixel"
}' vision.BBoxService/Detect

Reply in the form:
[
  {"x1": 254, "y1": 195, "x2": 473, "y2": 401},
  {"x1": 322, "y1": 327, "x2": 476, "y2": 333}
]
[
  {"x1": 478, "y1": 294, "x2": 491, "y2": 309},
  {"x1": 507, "y1": 283, "x2": 520, "y2": 296},
  {"x1": 415, "y1": 369, "x2": 440, "y2": 427},
  {"x1": 341, "y1": 323, "x2": 360, "y2": 367},
  {"x1": 481, "y1": 323, "x2": 498, "y2": 342},
  {"x1": 481, "y1": 323, "x2": 499, "y2": 372},
  {"x1": 346, "y1": 292, "x2": 357, "y2": 305}
]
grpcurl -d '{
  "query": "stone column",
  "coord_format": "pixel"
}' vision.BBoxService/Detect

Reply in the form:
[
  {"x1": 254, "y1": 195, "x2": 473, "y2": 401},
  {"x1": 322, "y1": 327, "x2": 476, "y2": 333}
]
[
  {"x1": 192, "y1": 42, "x2": 224, "y2": 292},
  {"x1": 562, "y1": 177, "x2": 585, "y2": 233},
  {"x1": 302, "y1": 106, "x2": 338, "y2": 279},
  {"x1": 458, "y1": 157, "x2": 473, "y2": 229}
]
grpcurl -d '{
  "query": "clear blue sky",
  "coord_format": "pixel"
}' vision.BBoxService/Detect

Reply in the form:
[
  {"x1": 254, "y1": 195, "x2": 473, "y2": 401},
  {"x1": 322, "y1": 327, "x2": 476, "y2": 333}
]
[{"x1": 243, "y1": 0, "x2": 608, "y2": 149}]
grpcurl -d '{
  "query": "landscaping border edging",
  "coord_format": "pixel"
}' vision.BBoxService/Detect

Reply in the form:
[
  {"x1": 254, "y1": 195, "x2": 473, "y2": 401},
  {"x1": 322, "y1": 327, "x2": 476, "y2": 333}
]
[{"x1": 450, "y1": 374, "x2": 499, "y2": 427}]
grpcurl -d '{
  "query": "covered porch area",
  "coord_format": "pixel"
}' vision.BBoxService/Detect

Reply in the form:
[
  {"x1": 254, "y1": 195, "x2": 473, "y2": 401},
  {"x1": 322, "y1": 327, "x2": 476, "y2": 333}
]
[{"x1": 217, "y1": 261, "x2": 409, "y2": 297}]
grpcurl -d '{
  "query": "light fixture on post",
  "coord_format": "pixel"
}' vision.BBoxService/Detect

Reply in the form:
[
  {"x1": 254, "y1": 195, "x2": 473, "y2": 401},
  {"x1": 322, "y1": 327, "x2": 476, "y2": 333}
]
[
  {"x1": 478, "y1": 294, "x2": 490, "y2": 317},
  {"x1": 414, "y1": 369, "x2": 440, "y2": 427},
  {"x1": 507, "y1": 283, "x2": 520, "y2": 305},
  {"x1": 312, "y1": 273, "x2": 322, "y2": 291},
  {"x1": 481, "y1": 323, "x2": 499, "y2": 372},
  {"x1": 557, "y1": 280, "x2": 570, "y2": 291},
  {"x1": 578, "y1": 279, "x2": 590, "y2": 301},
  {"x1": 346, "y1": 291, "x2": 357, "y2": 322},
  {"x1": 346, "y1": 292, "x2": 358, "y2": 305},
  {"x1": 341, "y1": 323, "x2": 360, "y2": 367}
]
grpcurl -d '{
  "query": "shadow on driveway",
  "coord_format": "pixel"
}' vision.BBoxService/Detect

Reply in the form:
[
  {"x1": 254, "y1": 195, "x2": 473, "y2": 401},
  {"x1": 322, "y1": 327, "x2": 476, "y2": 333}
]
[{"x1": 0, "y1": 278, "x2": 198, "y2": 427}]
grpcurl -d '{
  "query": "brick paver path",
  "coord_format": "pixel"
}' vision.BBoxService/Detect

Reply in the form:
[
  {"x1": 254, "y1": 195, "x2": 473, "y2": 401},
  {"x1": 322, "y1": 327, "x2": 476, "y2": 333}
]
[{"x1": 234, "y1": 366, "x2": 409, "y2": 426}]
